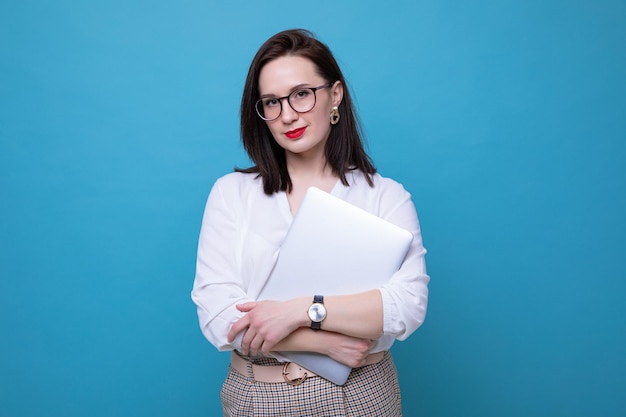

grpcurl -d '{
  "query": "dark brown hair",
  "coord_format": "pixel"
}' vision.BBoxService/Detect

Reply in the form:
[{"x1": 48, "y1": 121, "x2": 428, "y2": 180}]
[{"x1": 236, "y1": 29, "x2": 376, "y2": 195}]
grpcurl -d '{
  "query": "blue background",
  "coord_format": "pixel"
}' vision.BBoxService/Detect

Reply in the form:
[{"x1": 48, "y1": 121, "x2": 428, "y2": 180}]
[{"x1": 1, "y1": 1, "x2": 625, "y2": 416}]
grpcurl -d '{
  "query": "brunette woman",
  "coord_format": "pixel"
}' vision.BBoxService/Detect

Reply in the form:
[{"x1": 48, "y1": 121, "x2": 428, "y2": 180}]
[{"x1": 192, "y1": 29, "x2": 429, "y2": 416}]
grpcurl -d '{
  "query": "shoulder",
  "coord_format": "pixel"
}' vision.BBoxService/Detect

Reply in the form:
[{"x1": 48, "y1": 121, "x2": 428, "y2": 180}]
[
  {"x1": 213, "y1": 171, "x2": 259, "y2": 187},
  {"x1": 207, "y1": 172, "x2": 266, "y2": 207},
  {"x1": 212, "y1": 172, "x2": 262, "y2": 194},
  {"x1": 340, "y1": 170, "x2": 413, "y2": 216},
  {"x1": 373, "y1": 172, "x2": 408, "y2": 193},
  {"x1": 348, "y1": 170, "x2": 410, "y2": 198}
]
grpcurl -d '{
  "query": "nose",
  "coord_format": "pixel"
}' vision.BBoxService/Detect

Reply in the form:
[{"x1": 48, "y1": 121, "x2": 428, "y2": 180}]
[{"x1": 280, "y1": 98, "x2": 299, "y2": 123}]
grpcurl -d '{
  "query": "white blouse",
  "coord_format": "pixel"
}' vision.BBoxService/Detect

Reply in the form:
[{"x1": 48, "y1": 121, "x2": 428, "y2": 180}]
[{"x1": 191, "y1": 170, "x2": 429, "y2": 354}]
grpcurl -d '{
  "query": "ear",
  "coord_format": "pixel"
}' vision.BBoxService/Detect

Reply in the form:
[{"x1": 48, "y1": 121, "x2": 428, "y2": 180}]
[{"x1": 331, "y1": 81, "x2": 344, "y2": 107}]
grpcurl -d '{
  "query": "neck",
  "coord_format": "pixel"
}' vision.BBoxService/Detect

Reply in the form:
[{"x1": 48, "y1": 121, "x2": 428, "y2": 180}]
[
  {"x1": 286, "y1": 150, "x2": 330, "y2": 177},
  {"x1": 284, "y1": 153, "x2": 338, "y2": 215},
  {"x1": 286, "y1": 152, "x2": 338, "y2": 192}
]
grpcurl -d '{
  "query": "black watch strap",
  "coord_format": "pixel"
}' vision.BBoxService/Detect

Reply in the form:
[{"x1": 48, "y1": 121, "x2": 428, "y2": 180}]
[{"x1": 310, "y1": 295, "x2": 324, "y2": 330}]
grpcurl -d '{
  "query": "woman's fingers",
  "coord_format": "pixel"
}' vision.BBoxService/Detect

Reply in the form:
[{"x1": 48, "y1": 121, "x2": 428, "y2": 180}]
[
  {"x1": 227, "y1": 314, "x2": 250, "y2": 343},
  {"x1": 228, "y1": 299, "x2": 301, "y2": 355},
  {"x1": 236, "y1": 302, "x2": 256, "y2": 312}
]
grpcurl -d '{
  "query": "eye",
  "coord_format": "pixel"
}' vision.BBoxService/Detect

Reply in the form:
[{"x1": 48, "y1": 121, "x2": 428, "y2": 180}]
[
  {"x1": 292, "y1": 89, "x2": 311, "y2": 100},
  {"x1": 263, "y1": 98, "x2": 280, "y2": 107}
]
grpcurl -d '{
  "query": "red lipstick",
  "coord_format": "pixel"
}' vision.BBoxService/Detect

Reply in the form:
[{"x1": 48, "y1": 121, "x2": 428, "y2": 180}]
[{"x1": 285, "y1": 127, "x2": 306, "y2": 139}]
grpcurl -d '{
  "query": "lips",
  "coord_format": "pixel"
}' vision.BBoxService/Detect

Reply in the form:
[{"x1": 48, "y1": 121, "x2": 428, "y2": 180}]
[{"x1": 285, "y1": 127, "x2": 307, "y2": 139}]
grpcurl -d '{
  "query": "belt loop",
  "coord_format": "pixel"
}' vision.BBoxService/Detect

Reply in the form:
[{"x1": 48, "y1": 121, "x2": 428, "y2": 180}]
[
  {"x1": 244, "y1": 356, "x2": 255, "y2": 381},
  {"x1": 243, "y1": 352, "x2": 256, "y2": 382},
  {"x1": 233, "y1": 351, "x2": 257, "y2": 381}
]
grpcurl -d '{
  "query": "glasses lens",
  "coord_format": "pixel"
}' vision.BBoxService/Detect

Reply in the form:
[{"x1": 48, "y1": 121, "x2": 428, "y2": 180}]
[
  {"x1": 289, "y1": 88, "x2": 316, "y2": 113},
  {"x1": 256, "y1": 98, "x2": 281, "y2": 121}
]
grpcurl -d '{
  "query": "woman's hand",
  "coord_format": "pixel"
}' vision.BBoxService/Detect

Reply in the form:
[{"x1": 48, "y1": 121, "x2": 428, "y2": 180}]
[
  {"x1": 227, "y1": 298, "x2": 306, "y2": 356},
  {"x1": 323, "y1": 332, "x2": 377, "y2": 368}
]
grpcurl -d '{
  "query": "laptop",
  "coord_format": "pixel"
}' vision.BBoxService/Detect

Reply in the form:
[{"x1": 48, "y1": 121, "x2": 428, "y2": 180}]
[{"x1": 257, "y1": 187, "x2": 413, "y2": 385}]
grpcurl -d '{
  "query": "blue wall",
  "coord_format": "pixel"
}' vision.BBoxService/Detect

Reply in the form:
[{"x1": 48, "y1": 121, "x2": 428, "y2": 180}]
[{"x1": 1, "y1": 1, "x2": 624, "y2": 416}]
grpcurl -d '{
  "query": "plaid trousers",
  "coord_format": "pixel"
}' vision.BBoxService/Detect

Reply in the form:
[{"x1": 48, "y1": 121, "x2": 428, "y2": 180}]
[{"x1": 220, "y1": 351, "x2": 402, "y2": 417}]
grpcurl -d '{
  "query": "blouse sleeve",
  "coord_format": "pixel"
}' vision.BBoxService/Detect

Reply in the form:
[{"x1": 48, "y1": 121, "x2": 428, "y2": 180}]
[
  {"x1": 191, "y1": 178, "x2": 250, "y2": 351},
  {"x1": 377, "y1": 181, "x2": 430, "y2": 341}
]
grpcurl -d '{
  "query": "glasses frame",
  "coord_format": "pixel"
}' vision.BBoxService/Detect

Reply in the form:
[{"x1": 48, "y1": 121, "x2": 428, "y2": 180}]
[{"x1": 255, "y1": 81, "x2": 335, "y2": 121}]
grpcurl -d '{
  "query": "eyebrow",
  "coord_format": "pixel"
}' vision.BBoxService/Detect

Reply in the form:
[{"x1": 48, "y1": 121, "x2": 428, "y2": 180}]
[{"x1": 259, "y1": 83, "x2": 312, "y2": 99}]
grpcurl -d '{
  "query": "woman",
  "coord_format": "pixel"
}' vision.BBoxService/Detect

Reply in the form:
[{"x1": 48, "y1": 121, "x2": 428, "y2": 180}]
[{"x1": 192, "y1": 29, "x2": 429, "y2": 416}]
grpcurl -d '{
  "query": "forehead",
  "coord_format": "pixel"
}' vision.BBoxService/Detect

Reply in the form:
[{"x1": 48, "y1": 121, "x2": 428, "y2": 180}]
[{"x1": 258, "y1": 55, "x2": 323, "y2": 95}]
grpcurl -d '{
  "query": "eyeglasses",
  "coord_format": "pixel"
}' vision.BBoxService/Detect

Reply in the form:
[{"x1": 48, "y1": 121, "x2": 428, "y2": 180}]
[{"x1": 255, "y1": 82, "x2": 334, "y2": 121}]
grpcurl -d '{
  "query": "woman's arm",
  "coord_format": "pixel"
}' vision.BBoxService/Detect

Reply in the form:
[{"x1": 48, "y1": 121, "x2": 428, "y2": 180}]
[
  {"x1": 191, "y1": 177, "x2": 254, "y2": 351},
  {"x1": 273, "y1": 328, "x2": 376, "y2": 368},
  {"x1": 227, "y1": 290, "x2": 383, "y2": 357}
]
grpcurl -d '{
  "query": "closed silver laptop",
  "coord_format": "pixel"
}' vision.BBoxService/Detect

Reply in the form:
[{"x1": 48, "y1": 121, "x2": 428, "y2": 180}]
[{"x1": 258, "y1": 187, "x2": 413, "y2": 385}]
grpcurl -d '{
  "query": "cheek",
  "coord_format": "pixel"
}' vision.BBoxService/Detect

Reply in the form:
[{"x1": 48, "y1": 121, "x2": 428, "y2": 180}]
[
  {"x1": 265, "y1": 123, "x2": 282, "y2": 140},
  {"x1": 310, "y1": 107, "x2": 331, "y2": 127}
]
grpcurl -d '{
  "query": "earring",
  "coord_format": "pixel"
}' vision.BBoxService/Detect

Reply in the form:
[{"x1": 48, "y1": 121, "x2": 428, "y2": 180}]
[{"x1": 330, "y1": 107, "x2": 340, "y2": 125}]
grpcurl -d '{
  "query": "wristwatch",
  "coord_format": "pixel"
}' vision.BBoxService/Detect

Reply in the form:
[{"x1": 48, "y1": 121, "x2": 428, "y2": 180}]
[{"x1": 307, "y1": 295, "x2": 326, "y2": 330}]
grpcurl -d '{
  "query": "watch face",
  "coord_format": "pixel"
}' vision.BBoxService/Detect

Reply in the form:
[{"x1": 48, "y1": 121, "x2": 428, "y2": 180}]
[{"x1": 308, "y1": 303, "x2": 327, "y2": 322}]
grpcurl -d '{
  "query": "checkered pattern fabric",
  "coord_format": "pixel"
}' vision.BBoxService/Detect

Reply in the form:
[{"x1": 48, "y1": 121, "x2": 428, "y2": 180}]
[{"x1": 220, "y1": 351, "x2": 402, "y2": 417}]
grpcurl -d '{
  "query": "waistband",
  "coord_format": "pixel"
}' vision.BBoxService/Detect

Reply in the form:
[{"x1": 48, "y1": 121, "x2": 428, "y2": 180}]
[{"x1": 230, "y1": 351, "x2": 386, "y2": 384}]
